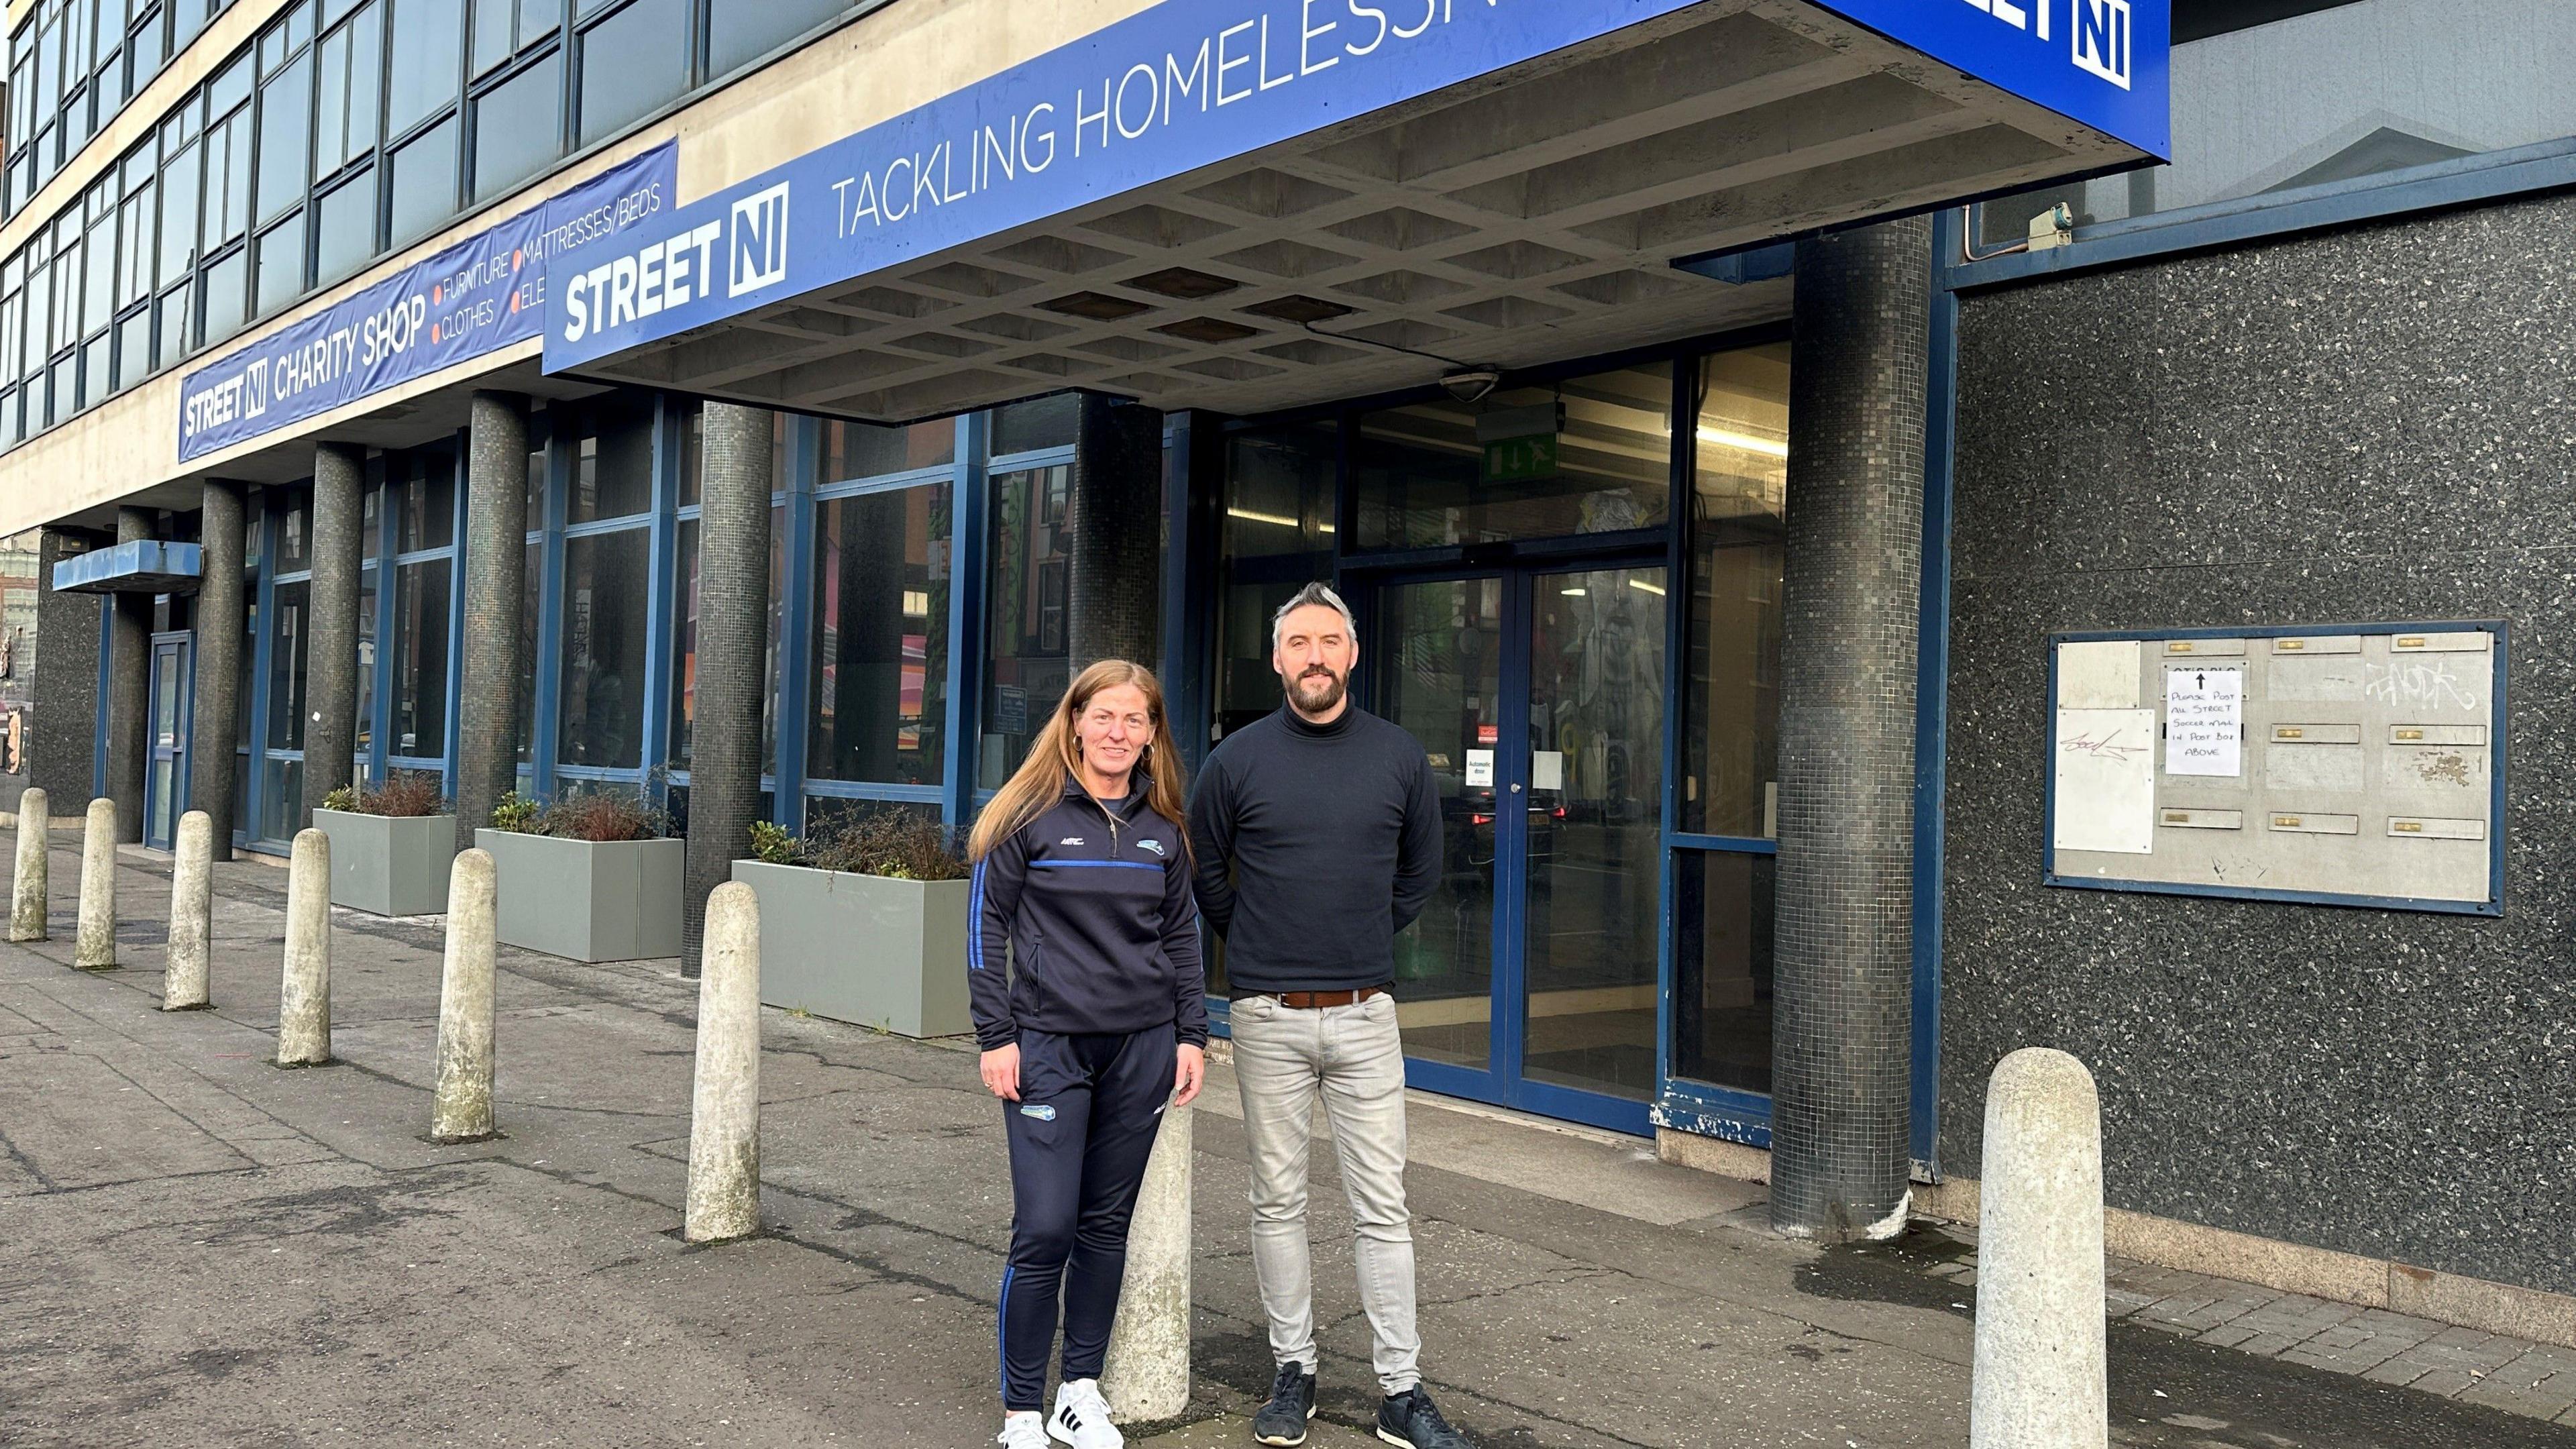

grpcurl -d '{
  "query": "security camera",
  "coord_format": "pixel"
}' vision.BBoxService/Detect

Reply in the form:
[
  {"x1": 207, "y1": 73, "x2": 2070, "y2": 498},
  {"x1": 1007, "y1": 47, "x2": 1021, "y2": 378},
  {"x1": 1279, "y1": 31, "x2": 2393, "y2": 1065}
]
[{"x1": 1440, "y1": 368, "x2": 1502, "y2": 404}]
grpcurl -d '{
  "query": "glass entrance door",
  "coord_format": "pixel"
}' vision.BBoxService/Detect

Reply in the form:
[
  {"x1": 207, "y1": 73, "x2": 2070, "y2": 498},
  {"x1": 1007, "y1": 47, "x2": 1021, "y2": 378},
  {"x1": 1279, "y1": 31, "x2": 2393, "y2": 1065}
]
[
  {"x1": 144, "y1": 633, "x2": 194, "y2": 852},
  {"x1": 1367, "y1": 563, "x2": 1666, "y2": 1134}
]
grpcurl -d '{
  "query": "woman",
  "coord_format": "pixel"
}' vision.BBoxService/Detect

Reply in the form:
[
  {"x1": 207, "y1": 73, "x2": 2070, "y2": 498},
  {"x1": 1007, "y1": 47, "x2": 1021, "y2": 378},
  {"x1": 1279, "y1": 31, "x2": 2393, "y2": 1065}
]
[{"x1": 969, "y1": 659, "x2": 1208, "y2": 1449}]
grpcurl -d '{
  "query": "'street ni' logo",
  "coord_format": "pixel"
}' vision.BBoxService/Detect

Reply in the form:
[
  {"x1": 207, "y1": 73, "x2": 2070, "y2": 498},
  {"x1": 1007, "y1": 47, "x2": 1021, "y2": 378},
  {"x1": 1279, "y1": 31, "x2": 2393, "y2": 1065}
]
[
  {"x1": 2072, "y1": 0, "x2": 2131, "y2": 89},
  {"x1": 729, "y1": 183, "x2": 790, "y2": 297}
]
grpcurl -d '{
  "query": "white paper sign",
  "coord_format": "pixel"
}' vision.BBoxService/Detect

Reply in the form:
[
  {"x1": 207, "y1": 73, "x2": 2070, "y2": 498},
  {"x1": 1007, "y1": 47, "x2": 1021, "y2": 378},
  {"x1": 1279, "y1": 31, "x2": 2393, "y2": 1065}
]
[
  {"x1": 1464, "y1": 749, "x2": 1495, "y2": 787},
  {"x1": 2053, "y1": 708, "x2": 2156, "y2": 855},
  {"x1": 1532, "y1": 750, "x2": 1564, "y2": 791},
  {"x1": 2164, "y1": 666, "x2": 2245, "y2": 777}
]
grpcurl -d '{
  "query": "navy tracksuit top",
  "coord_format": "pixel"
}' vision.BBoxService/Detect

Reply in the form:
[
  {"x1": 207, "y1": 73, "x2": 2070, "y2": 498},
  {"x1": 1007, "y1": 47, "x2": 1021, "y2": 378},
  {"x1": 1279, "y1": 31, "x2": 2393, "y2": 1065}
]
[{"x1": 969, "y1": 775, "x2": 1209, "y2": 1053}]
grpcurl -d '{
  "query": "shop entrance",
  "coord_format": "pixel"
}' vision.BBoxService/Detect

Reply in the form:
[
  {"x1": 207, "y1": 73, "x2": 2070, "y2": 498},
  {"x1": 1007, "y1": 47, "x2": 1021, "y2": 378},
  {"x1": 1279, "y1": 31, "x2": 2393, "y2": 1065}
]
[
  {"x1": 144, "y1": 633, "x2": 193, "y2": 852},
  {"x1": 1361, "y1": 559, "x2": 1666, "y2": 1136}
]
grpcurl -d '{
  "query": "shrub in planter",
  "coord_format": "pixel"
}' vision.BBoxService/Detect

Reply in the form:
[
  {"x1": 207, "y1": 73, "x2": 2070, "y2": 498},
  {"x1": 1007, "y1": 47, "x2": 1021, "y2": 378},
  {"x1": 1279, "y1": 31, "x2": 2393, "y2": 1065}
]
[
  {"x1": 478, "y1": 789, "x2": 684, "y2": 963},
  {"x1": 314, "y1": 772, "x2": 458, "y2": 916},
  {"x1": 733, "y1": 807, "x2": 973, "y2": 1038}
]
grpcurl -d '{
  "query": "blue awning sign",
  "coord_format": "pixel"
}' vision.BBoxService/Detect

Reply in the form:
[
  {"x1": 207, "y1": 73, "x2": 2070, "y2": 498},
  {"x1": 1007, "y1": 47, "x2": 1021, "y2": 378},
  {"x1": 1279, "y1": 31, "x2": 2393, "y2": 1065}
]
[
  {"x1": 51, "y1": 540, "x2": 204, "y2": 594},
  {"x1": 544, "y1": 0, "x2": 2168, "y2": 376},
  {"x1": 176, "y1": 144, "x2": 680, "y2": 463}
]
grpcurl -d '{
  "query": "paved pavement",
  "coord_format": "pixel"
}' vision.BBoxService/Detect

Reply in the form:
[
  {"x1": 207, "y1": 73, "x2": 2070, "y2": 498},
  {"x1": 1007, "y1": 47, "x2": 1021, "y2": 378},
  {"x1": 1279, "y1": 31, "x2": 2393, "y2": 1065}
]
[{"x1": 2, "y1": 830, "x2": 2572, "y2": 1448}]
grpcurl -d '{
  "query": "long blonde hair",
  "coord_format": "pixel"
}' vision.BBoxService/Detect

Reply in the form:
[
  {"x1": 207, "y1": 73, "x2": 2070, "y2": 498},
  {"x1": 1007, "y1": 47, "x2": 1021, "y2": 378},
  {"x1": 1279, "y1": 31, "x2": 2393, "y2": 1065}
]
[{"x1": 967, "y1": 659, "x2": 1189, "y2": 861}]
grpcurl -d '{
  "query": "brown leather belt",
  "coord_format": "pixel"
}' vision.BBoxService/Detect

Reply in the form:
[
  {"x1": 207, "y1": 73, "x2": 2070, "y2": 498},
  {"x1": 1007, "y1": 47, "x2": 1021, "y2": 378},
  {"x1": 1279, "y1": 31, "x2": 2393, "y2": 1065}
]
[{"x1": 1269, "y1": 987, "x2": 1387, "y2": 1010}]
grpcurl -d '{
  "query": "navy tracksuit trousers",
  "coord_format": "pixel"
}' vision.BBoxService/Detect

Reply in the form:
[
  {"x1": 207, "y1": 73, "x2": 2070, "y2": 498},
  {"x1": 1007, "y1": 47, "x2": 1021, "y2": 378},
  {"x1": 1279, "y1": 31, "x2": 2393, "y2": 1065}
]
[{"x1": 1000, "y1": 1027, "x2": 1177, "y2": 1411}]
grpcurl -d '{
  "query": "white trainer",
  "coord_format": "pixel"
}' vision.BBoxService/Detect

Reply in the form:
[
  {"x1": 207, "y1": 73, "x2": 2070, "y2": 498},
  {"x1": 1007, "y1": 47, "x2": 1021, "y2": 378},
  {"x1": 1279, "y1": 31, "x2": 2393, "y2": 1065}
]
[
  {"x1": 1048, "y1": 1378, "x2": 1124, "y2": 1449},
  {"x1": 999, "y1": 1411, "x2": 1050, "y2": 1449}
]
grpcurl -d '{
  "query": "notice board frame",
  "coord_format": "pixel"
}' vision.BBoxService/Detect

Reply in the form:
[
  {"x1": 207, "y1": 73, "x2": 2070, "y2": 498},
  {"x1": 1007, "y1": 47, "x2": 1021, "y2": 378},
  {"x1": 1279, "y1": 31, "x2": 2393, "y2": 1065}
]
[{"x1": 2041, "y1": 620, "x2": 2508, "y2": 917}]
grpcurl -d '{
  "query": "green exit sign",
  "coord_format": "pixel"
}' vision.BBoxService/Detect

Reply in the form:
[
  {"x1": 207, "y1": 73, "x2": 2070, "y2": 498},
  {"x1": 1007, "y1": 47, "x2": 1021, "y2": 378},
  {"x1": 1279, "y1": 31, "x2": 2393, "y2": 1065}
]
[{"x1": 1482, "y1": 433, "x2": 1558, "y2": 484}]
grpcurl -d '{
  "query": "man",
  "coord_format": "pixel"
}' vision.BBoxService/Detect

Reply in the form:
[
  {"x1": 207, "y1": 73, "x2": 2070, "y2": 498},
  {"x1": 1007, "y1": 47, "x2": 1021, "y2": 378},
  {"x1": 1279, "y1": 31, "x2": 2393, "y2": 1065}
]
[{"x1": 1188, "y1": 582, "x2": 1470, "y2": 1449}]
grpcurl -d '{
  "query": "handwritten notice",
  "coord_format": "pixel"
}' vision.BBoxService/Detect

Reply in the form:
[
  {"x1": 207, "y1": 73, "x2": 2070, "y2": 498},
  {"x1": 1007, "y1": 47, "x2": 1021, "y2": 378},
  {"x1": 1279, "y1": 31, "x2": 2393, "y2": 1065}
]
[
  {"x1": 2165, "y1": 666, "x2": 2244, "y2": 777},
  {"x1": 2053, "y1": 709, "x2": 2156, "y2": 855}
]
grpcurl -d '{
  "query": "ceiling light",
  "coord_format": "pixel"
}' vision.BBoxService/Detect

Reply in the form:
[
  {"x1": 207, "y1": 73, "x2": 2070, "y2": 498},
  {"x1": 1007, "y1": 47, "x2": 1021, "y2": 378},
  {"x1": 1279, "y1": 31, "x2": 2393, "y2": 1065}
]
[
  {"x1": 1440, "y1": 368, "x2": 1502, "y2": 403},
  {"x1": 1697, "y1": 425, "x2": 1788, "y2": 459},
  {"x1": 1629, "y1": 578, "x2": 1666, "y2": 597},
  {"x1": 1227, "y1": 507, "x2": 1303, "y2": 528},
  {"x1": 1560, "y1": 587, "x2": 1587, "y2": 596}
]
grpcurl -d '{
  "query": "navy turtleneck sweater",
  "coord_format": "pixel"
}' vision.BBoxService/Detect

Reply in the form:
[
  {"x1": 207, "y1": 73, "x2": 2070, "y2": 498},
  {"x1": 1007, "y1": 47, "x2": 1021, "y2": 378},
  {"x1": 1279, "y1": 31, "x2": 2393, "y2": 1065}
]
[{"x1": 1185, "y1": 702, "x2": 1442, "y2": 995}]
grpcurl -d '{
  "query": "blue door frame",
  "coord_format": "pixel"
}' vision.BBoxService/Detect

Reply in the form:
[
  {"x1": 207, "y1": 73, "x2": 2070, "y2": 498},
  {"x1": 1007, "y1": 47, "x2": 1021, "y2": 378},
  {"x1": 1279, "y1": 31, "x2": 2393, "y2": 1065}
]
[
  {"x1": 1350, "y1": 556, "x2": 1663, "y2": 1138},
  {"x1": 143, "y1": 631, "x2": 193, "y2": 851}
]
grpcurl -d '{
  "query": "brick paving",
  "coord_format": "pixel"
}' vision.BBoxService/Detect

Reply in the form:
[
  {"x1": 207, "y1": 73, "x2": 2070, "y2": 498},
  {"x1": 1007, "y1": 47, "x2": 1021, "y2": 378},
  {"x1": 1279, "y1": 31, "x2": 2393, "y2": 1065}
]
[{"x1": 1928, "y1": 1232, "x2": 2576, "y2": 1426}]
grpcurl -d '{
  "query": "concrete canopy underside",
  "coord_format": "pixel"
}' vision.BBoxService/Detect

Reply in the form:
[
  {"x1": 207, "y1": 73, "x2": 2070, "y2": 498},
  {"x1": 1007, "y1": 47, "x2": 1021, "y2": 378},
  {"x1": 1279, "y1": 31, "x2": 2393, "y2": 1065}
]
[{"x1": 572, "y1": 1, "x2": 2147, "y2": 421}]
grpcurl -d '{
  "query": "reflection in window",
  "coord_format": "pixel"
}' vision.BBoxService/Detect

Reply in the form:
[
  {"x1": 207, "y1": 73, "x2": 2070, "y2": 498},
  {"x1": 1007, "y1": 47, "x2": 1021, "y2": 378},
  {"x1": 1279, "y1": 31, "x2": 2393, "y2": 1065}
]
[
  {"x1": 979, "y1": 464, "x2": 1071, "y2": 788},
  {"x1": 1352, "y1": 363, "x2": 1672, "y2": 549},
  {"x1": 388, "y1": 116, "x2": 459, "y2": 245},
  {"x1": 267, "y1": 579, "x2": 310, "y2": 750},
  {"x1": 1681, "y1": 343, "x2": 1788, "y2": 838},
  {"x1": 386, "y1": 0, "x2": 462, "y2": 136},
  {"x1": 392, "y1": 557, "x2": 451, "y2": 757},
  {"x1": 577, "y1": 0, "x2": 687, "y2": 145},
  {"x1": 557, "y1": 527, "x2": 649, "y2": 769},
  {"x1": 710, "y1": 0, "x2": 846, "y2": 76},
  {"x1": 810, "y1": 483, "x2": 951, "y2": 786},
  {"x1": 991, "y1": 392, "x2": 1079, "y2": 456},
  {"x1": 573, "y1": 396, "x2": 654, "y2": 521},
  {"x1": 1672, "y1": 850, "x2": 1775, "y2": 1095},
  {"x1": 667, "y1": 506, "x2": 785, "y2": 772},
  {"x1": 821, "y1": 417, "x2": 955, "y2": 484},
  {"x1": 1980, "y1": 0, "x2": 2576, "y2": 245},
  {"x1": 1214, "y1": 421, "x2": 1335, "y2": 739},
  {"x1": 472, "y1": 52, "x2": 561, "y2": 202}
]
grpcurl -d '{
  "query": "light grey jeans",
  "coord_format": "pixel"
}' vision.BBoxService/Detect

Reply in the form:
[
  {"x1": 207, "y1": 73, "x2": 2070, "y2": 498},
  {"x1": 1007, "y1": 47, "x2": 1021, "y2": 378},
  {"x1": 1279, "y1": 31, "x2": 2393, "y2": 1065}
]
[{"x1": 1230, "y1": 991, "x2": 1420, "y2": 1395}]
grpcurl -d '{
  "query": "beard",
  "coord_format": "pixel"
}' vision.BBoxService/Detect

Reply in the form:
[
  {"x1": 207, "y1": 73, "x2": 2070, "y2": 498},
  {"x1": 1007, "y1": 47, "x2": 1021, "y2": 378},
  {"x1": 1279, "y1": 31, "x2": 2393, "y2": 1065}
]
[{"x1": 1289, "y1": 666, "x2": 1347, "y2": 714}]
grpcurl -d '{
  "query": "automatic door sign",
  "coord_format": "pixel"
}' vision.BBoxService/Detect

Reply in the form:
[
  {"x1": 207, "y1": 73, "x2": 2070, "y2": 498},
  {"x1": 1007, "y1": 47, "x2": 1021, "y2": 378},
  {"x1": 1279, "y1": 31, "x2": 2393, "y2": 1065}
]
[{"x1": 2164, "y1": 665, "x2": 2244, "y2": 777}]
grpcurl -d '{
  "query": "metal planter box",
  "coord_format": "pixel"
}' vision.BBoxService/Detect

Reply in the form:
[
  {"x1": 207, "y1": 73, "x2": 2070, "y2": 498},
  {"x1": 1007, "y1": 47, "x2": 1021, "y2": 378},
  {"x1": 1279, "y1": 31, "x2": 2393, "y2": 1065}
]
[
  {"x1": 315, "y1": 808, "x2": 458, "y2": 917},
  {"x1": 478, "y1": 829, "x2": 684, "y2": 963},
  {"x1": 732, "y1": 860, "x2": 971, "y2": 1038}
]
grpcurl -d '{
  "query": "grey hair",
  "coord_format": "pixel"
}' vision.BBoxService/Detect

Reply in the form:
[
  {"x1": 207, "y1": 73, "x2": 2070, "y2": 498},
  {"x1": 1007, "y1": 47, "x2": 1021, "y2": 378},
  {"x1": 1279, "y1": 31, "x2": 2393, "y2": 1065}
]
[{"x1": 1271, "y1": 581, "x2": 1356, "y2": 650}]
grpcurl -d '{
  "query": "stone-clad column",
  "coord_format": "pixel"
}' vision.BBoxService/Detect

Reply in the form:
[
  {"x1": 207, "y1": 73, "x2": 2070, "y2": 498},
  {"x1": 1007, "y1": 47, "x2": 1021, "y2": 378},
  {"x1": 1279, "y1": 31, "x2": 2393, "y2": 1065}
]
[
  {"x1": 682, "y1": 402, "x2": 774, "y2": 975},
  {"x1": 303, "y1": 443, "x2": 367, "y2": 831},
  {"x1": 105, "y1": 507, "x2": 154, "y2": 843},
  {"x1": 454, "y1": 392, "x2": 531, "y2": 851},
  {"x1": 1768, "y1": 215, "x2": 1931, "y2": 1242},
  {"x1": 189, "y1": 481, "x2": 247, "y2": 860},
  {"x1": 1067, "y1": 396, "x2": 1164, "y2": 672}
]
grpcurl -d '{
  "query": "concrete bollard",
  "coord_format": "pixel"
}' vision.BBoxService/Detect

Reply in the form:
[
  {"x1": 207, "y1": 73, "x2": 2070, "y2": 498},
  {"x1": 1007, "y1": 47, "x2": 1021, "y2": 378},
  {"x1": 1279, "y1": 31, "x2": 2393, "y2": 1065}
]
[
  {"x1": 684, "y1": 881, "x2": 761, "y2": 1243},
  {"x1": 11, "y1": 786, "x2": 48, "y2": 942},
  {"x1": 1970, "y1": 1047, "x2": 2108, "y2": 1449},
  {"x1": 429, "y1": 849, "x2": 500, "y2": 1142},
  {"x1": 73, "y1": 796, "x2": 117, "y2": 969},
  {"x1": 275, "y1": 828, "x2": 333, "y2": 1067},
  {"x1": 162, "y1": 812, "x2": 215, "y2": 1010},
  {"x1": 1102, "y1": 1101, "x2": 1194, "y2": 1421}
]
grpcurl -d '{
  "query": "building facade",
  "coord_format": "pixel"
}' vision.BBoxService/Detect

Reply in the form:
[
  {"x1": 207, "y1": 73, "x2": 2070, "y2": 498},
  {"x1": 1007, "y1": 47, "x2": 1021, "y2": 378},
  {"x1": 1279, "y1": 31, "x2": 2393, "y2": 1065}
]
[{"x1": 33, "y1": 0, "x2": 2562, "y2": 1340}]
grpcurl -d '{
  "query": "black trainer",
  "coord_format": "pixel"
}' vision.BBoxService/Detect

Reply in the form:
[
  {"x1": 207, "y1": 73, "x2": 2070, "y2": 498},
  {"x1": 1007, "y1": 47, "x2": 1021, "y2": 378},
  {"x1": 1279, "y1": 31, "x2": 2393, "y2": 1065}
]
[
  {"x1": 1376, "y1": 1387, "x2": 1472, "y2": 1449},
  {"x1": 1252, "y1": 1362, "x2": 1317, "y2": 1446}
]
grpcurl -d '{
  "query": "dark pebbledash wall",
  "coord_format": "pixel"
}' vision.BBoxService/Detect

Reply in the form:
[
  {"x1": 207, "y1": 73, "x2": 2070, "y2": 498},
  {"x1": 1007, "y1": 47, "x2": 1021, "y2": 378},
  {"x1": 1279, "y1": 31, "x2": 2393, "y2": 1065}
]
[{"x1": 1939, "y1": 194, "x2": 2576, "y2": 1295}]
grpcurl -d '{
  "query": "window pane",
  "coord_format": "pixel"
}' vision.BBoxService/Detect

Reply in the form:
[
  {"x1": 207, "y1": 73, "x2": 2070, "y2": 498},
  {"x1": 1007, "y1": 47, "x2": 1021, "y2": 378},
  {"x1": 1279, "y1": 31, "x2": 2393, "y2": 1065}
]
[
  {"x1": 113, "y1": 306, "x2": 146, "y2": 390},
  {"x1": 1213, "y1": 421, "x2": 1335, "y2": 737},
  {"x1": 991, "y1": 393, "x2": 1077, "y2": 455},
  {"x1": 1680, "y1": 344, "x2": 1788, "y2": 838},
  {"x1": 356, "y1": 563, "x2": 378, "y2": 756},
  {"x1": 517, "y1": 0, "x2": 557, "y2": 49},
  {"x1": 708, "y1": 0, "x2": 841, "y2": 75},
  {"x1": 267, "y1": 578, "x2": 311, "y2": 749},
  {"x1": 1982, "y1": 1, "x2": 2576, "y2": 244},
  {"x1": 392, "y1": 557, "x2": 451, "y2": 756},
  {"x1": 820, "y1": 417, "x2": 953, "y2": 482},
  {"x1": 665, "y1": 507, "x2": 788, "y2": 771},
  {"x1": 320, "y1": 4, "x2": 383, "y2": 172},
  {"x1": 386, "y1": 0, "x2": 461, "y2": 136},
  {"x1": 313, "y1": 168, "x2": 377, "y2": 284},
  {"x1": 979, "y1": 464, "x2": 1071, "y2": 788},
  {"x1": 1672, "y1": 850, "x2": 1775, "y2": 1095},
  {"x1": 158, "y1": 140, "x2": 199, "y2": 282},
  {"x1": 1353, "y1": 362, "x2": 1673, "y2": 549},
  {"x1": 576, "y1": 0, "x2": 684, "y2": 146},
  {"x1": 199, "y1": 247, "x2": 246, "y2": 341},
  {"x1": 400, "y1": 451, "x2": 457, "y2": 550},
  {"x1": 809, "y1": 482, "x2": 950, "y2": 785},
  {"x1": 387, "y1": 115, "x2": 457, "y2": 245},
  {"x1": 254, "y1": 213, "x2": 305, "y2": 315},
  {"x1": 555, "y1": 526, "x2": 649, "y2": 769},
  {"x1": 515, "y1": 535, "x2": 538, "y2": 761},
  {"x1": 570, "y1": 394, "x2": 651, "y2": 522},
  {"x1": 154, "y1": 278, "x2": 190, "y2": 367},
  {"x1": 470, "y1": 0, "x2": 512, "y2": 72},
  {"x1": 254, "y1": 52, "x2": 311, "y2": 220},
  {"x1": 471, "y1": 51, "x2": 559, "y2": 201}
]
